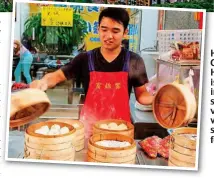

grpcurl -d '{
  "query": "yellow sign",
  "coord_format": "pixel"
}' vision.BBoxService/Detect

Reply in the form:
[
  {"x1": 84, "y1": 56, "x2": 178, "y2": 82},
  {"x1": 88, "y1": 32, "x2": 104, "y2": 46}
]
[
  {"x1": 41, "y1": 6, "x2": 73, "y2": 27},
  {"x1": 79, "y1": 6, "x2": 102, "y2": 51},
  {"x1": 29, "y1": 5, "x2": 140, "y2": 52}
]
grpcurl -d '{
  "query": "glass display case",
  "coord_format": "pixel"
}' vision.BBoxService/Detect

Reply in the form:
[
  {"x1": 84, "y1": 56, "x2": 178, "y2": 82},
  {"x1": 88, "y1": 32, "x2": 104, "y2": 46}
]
[
  {"x1": 154, "y1": 29, "x2": 202, "y2": 102},
  {"x1": 155, "y1": 58, "x2": 200, "y2": 101}
]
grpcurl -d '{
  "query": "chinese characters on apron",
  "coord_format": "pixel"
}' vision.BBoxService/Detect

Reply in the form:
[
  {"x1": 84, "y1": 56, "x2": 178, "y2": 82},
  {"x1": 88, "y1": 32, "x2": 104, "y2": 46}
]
[{"x1": 80, "y1": 50, "x2": 131, "y2": 138}]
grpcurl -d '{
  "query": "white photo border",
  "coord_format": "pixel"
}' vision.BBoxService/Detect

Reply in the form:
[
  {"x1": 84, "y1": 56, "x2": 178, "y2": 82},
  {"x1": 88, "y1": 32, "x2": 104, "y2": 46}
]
[{"x1": 5, "y1": 0, "x2": 207, "y2": 172}]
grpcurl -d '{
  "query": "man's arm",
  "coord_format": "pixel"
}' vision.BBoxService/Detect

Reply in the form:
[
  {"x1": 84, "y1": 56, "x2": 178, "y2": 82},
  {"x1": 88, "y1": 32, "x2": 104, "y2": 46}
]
[
  {"x1": 134, "y1": 84, "x2": 154, "y2": 105},
  {"x1": 30, "y1": 69, "x2": 66, "y2": 91}
]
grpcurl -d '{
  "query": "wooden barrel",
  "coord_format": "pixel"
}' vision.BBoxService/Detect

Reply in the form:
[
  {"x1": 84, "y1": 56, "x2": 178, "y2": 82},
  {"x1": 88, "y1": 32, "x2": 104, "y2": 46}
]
[
  {"x1": 153, "y1": 83, "x2": 197, "y2": 128},
  {"x1": 87, "y1": 133, "x2": 136, "y2": 164},
  {"x1": 10, "y1": 89, "x2": 50, "y2": 128},
  {"x1": 50, "y1": 119, "x2": 85, "y2": 151},
  {"x1": 24, "y1": 121, "x2": 76, "y2": 161},
  {"x1": 168, "y1": 127, "x2": 197, "y2": 168},
  {"x1": 92, "y1": 119, "x2": 134, "y2": 138}
]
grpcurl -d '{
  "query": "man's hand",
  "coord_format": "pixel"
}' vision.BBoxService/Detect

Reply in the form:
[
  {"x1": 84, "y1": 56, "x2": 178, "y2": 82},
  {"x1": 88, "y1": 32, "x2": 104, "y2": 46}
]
[
  {"x1": 30, "y1": 69, "x2": 67, "y2": 91},
  {"x1": 30, "y1": 79, "x2": 48, "y2": 91},
  {"x1": 134, "y1": 84, "x2": 154, "y2": 105}
]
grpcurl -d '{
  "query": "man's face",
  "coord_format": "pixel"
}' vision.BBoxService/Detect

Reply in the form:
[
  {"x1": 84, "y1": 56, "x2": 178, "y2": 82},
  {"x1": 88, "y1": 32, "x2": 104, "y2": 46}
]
[{"x1": 98, "y1": 17, "x2": 128, "y2": 50}]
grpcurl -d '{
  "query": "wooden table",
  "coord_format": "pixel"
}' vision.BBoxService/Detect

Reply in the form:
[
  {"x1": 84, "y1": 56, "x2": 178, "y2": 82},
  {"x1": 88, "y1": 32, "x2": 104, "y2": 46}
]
[{"x1": 8, "y1": 130, "x2": 168, "y2": 166}]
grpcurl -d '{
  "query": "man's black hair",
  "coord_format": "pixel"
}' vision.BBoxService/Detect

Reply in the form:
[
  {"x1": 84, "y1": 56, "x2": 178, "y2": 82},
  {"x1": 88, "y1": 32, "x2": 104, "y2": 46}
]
[{"x1": 98, "y1": 7, "x2": 130, "y2": 30}]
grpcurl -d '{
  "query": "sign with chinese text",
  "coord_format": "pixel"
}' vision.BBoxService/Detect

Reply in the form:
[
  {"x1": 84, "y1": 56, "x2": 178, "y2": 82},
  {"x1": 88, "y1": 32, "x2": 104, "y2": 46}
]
[
  {"x1": 29, "y1": 4, "x2": 141, "y2": 52},
  {"x1": 128, "y1": 9, "x2": 141, "y2": 52},
  {"x1": 75, "y1": 6, "x2": 102, "y2": 51},
  {"x1": 41, "y1": 6, "x2": 73, "y2": 27}
]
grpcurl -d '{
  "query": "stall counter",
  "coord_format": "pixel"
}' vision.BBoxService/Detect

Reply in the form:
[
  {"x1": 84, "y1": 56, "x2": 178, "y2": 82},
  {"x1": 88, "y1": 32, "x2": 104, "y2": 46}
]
[
  {"x1": 129, "y1": 94, "x2": 168, "y2": 139},
  {"x1": 8, "y1": 130, "x2": 168, "y2": 166}
]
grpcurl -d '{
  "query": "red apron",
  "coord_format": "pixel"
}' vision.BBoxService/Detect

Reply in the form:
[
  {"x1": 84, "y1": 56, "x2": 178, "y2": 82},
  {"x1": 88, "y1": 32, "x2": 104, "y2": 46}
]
[{"x1": 80, "y1": 50, "x2": 131, "y2": 138}]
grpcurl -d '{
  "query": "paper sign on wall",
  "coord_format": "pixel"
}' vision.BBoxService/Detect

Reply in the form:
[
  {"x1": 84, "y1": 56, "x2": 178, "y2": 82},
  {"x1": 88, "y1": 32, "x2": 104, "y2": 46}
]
[{"x1": 41, "y1": 6, "x2": 73, "y2": 27}]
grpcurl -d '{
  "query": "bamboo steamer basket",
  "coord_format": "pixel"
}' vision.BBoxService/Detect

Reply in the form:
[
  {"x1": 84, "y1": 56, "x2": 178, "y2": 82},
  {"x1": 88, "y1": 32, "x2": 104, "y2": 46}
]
[
  {"x1": 92, "y1": 119, "x2": 134, "y2": 138},
  {"x1": 10, "y1": 89, "x2": 50, "y2": 128},
  {"x1": 153, "y1": 83, "x2": 197, "y2": 128},
  {"x1": 24, "y1": 121, "x2": 76, "y2": 161},
  {"x1": 87, "y1": 133, "x2": 136, "y2": 164},
  {"x1": 153, "y1": 83, "x2": 198, "y2": 168},
  {"x1": 49, "y1": 119, "x2": 85, "y2": 151},
  {"x1": 168, "y1": 127, "x2": 197, "y2": 168}
]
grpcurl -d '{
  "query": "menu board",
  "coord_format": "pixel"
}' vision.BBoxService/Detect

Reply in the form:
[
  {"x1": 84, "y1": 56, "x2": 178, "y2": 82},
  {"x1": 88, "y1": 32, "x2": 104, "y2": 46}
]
[{"x1": 41, "y1": 6, "x2": 73, "y2": 27}]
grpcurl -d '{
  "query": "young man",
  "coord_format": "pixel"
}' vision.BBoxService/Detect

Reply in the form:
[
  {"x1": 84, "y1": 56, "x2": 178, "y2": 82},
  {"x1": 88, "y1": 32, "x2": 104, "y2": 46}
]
[{"x1": 30, "y1": 7, "x2": 153, "y2": 136}]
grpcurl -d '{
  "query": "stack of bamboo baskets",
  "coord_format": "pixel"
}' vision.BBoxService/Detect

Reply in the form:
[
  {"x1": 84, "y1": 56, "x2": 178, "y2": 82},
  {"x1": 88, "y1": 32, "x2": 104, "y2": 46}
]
[
  {"x1": 24, "y1": 121, "x2": 76, "y2": 161},
  {"x1": 10, "y1": 89, "x2": 79, "y2": 161},
  {"x1": 87, "y1": 119, "x2": 136, "y2": 164},
  {"x1": 87, "y1": 133, "x2": 136, "y2": 164},
  {"x1": 153, "y1": 83, "x2": 198, "y2": 168},
  {"x1": 168, "y1": 127, "x2": 197, "y2": 167}
]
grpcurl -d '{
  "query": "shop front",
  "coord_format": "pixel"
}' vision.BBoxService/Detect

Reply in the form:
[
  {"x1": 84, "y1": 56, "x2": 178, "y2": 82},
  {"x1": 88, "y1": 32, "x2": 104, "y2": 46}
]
[{"x1": 9, "y1": 1, "x2": 204, "y2": 169}]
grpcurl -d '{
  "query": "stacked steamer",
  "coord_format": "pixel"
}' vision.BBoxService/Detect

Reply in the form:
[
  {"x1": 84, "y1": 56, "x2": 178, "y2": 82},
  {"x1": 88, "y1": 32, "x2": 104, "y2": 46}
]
[
  {"x1": 87, "y1": 133, "x2": 136, "y2": 164},
  {"x1": 153, "y1": 83, "x2": 197, "y2": 168},
  {"x1": 168, "y1": 128, "x2": 196, "y2": 167},
  {"x1": 24, "y1": 121, "x2": 76, "y2": 161},
  {"x1": 88, "y1": 120, "x2": 135, "y2": 164},
  {"x1": 10, "y1": 89, "x2": 76, "y2": 161},
  {"x1": 50, "y1": 119, "x2": 85, "y2": 151},
  {"x1": 92, "y1": 119, "x2": 134, "y2": 138}
]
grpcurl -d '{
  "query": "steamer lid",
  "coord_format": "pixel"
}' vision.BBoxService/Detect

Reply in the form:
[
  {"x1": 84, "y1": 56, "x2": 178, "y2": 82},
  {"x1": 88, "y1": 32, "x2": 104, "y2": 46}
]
[
  {"x1": 152, "y1": 83, "x2": 196, "y2": 129},
  {"x1": 10, "y1": 88, "x2": 51, "y2": 128}
]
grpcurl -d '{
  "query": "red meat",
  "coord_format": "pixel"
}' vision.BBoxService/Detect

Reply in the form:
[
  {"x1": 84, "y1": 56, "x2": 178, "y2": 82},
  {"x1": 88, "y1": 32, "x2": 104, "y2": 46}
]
[
  {"x1": 158, "y1": 135, "x2": 171, "y2": 159},
  {"x1": 138, "y1": 136, "x2": 162, "y2": 158},
  {"x1": 12, "y1": 82, "x2": 29, "y2": 91}
]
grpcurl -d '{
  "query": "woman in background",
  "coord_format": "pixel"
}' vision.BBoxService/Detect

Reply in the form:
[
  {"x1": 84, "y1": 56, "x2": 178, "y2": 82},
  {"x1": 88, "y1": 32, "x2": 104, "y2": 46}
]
[{"x1": 13, "y1": 40, "x2": 33, "y2": 84}]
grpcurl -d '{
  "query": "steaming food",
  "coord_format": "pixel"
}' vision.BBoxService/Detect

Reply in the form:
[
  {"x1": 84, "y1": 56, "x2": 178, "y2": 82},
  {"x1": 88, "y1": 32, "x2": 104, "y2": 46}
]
[
  {"x1": 95, "y1": 140, "x2": 131, "y2": 148},
  {"x1": 35, "y1": 124, "x2": 70, "y2": 135},
  {"x1": 99, "y1": 122, "x2": 128, "y2": 130},
  {"x1": 60, "y1": 127, "x2": 70, "y2": 134},
  {"x1": 117, "y1": 123, "x2": 128, "y2": 130},
  {"x1": 50, "y1": 124, "x2": 61, "y2": 131},
  {"x1": 72, "y1": 123, "x2": 79, "y2": 128},
  {"x1": 108, "y1": 122, "x2": 118, "y2": 130},
  {"x1": 99, "y1": 124, "x2": 109, "y2": 129},
  {"x1": 35, "y1": 125, "x2": 49, "y2": 135}
]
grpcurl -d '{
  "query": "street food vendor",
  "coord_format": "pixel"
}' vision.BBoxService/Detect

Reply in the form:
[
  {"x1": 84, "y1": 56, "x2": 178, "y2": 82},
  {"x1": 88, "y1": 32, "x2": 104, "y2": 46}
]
[
  {"x1": 13, "y1": 40, "x2": 33, "y2": 84},
  {"x1": 30, "y1": 7, "x2": 154, "y2": 136}
]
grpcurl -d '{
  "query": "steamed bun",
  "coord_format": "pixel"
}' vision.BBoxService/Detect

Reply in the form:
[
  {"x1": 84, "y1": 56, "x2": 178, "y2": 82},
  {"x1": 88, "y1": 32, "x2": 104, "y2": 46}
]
[
  {"x1": 117, "y1": 123, "x2": 128, "y2": 130},
  {"x1": 48, "y1": 129, "x2": 60, "y2": 135},
  {"x1": 34, "y1": 124, "x2": 70, "y2": 136},
  {"x1": 72, "y1": 123, "x2": 79, "y2": 128},
  {"x1": 35, "y1": 125, "x2": 49, "y2": 135},
  {"x1": 51, "y1": 124, "x2": 60, "y2": 131},
  {"x1": 108, "y1": 122, "x2": 118, "y2": 130},
  {"x1": 60, "y1": 126, "x2": 70, "y2": 134},
  {"x1": 99, "y1": 124, "x2": 108, "y2": 129}
]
